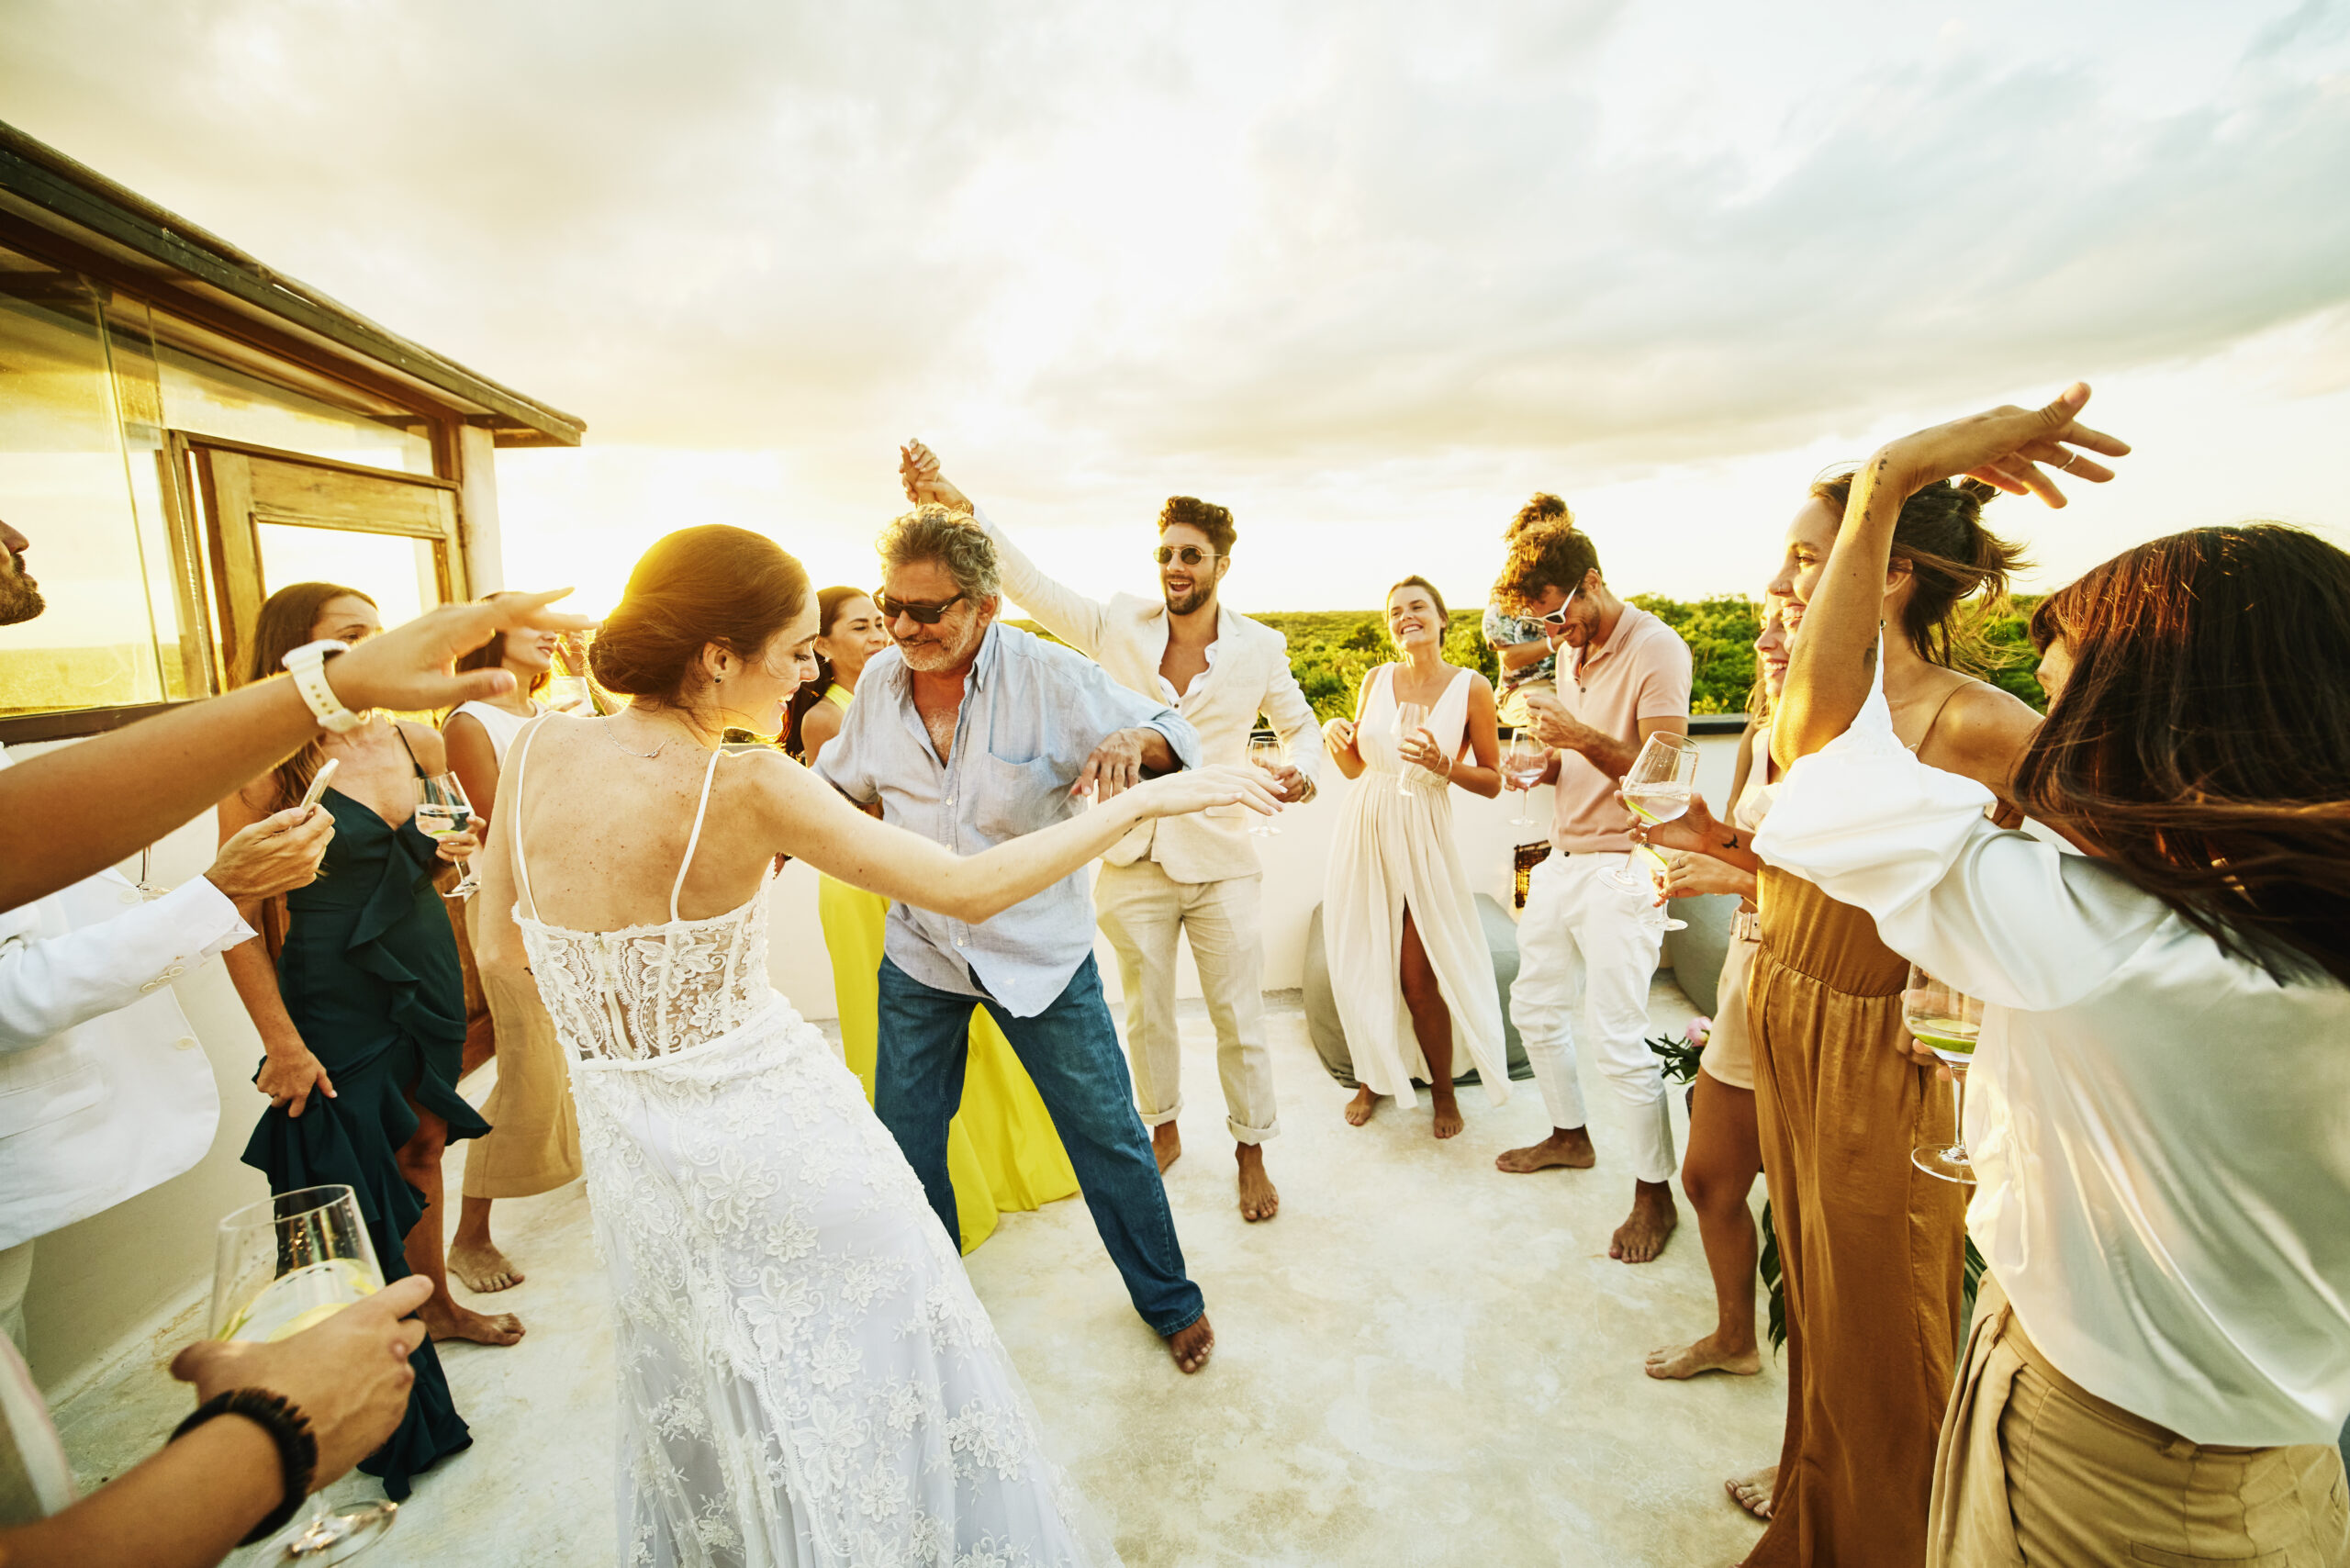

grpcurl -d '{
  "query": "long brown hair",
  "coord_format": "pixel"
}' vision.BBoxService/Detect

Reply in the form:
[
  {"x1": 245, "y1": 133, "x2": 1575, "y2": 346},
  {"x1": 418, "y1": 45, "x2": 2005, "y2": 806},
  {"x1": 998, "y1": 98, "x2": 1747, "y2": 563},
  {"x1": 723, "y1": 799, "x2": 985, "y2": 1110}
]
[
  {"x1": 242, "y1": 581, "x2": 375, "y2": 810},
  {"x1": 2018, "y1": 523, "x2": 2350, "y2": 987},
  {"x1": 1810, "y1": 470, "x2": 2028, "y2": 670},
  {"x1": 783, "y1": 586, "x2": 867, "y2": 760}
]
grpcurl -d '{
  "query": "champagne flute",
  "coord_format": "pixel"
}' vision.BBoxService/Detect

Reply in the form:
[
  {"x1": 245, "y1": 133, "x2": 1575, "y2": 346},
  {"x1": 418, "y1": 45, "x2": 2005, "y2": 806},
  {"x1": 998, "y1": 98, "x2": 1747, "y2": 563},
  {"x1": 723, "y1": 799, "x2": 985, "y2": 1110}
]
[
  {"x1": 1390, "y1": 700, "x2": 1429, "y2": 797},
  {"x1": 1500, "y1": 728, "x2": 1548, "y2": 828},
  {"x1": 1246, "y1": 734, "x2": 1286, "y2": 835},
  {"x1": 1906, "y1": 964, "x2": 1985, "y2": 1184},
  {"x1": 414, "y1": 773, "x2": 479, "y2": 897},
  {"x1": 210, "y1": 1185, "x2": 397, "y2": 1563}
]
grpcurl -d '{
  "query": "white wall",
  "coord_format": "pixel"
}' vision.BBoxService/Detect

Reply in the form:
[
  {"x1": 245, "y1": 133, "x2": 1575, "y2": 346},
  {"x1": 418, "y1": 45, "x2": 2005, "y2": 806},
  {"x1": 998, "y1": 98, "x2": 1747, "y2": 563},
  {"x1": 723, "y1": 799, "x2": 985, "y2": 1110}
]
[{"x1": 763, "y1": 728, "x2": 1746, "y2": 1018}]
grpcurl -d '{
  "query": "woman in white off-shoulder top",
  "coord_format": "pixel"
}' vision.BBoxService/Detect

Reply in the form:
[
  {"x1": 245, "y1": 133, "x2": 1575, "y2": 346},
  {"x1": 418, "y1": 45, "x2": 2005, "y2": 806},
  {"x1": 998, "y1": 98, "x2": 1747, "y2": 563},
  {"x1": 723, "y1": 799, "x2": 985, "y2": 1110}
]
[{"x1": 1755, "y1": 385, "x2": 2350, "y2": 1567}]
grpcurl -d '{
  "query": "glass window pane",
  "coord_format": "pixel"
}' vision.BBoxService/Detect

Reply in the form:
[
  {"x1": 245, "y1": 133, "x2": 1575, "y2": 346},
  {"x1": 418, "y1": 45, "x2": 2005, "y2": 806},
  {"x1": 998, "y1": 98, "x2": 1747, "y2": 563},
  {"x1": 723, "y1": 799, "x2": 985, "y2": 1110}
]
[
  {"x1": 157, "y1": 331, "x2": 432, "y2": 476},
  {"x1": 254, "y1": 523, "x2": 438, "y2": 632},
  {"x1": 0, "y1": 260, "x2": 163, "y2": 718}
]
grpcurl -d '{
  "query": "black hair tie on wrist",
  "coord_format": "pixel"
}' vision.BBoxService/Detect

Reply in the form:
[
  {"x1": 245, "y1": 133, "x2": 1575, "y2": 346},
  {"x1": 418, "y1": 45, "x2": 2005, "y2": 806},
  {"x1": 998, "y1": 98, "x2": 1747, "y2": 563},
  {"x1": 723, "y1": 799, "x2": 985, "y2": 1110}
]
[{"x1": 171, "y1": 1387, "x2": 319, "y2": 1544}]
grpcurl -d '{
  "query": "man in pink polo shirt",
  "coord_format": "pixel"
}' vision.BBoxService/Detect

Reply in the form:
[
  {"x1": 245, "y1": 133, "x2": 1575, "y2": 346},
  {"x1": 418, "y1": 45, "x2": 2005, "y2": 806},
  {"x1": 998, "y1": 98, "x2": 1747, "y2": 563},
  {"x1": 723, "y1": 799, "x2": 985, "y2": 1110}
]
[{"x1": 1491, "y1": 522, "x2": 1692, "y2": 1264}]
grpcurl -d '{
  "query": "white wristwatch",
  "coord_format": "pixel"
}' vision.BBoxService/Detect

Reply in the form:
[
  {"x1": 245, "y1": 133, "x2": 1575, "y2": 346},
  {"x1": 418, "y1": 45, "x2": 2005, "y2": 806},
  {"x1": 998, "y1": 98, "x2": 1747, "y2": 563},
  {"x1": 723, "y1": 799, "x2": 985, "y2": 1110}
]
[{"x1": 282, "y1": 639, "x2": 373, "y2": 734}]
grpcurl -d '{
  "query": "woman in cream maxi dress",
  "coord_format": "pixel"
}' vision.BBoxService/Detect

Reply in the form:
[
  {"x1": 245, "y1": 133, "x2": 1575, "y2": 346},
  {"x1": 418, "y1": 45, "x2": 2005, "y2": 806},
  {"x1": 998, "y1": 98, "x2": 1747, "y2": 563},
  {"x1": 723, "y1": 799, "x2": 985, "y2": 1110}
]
[{"x1": 1323, "y1": 659, "x2": 1509, "y2": 1118}]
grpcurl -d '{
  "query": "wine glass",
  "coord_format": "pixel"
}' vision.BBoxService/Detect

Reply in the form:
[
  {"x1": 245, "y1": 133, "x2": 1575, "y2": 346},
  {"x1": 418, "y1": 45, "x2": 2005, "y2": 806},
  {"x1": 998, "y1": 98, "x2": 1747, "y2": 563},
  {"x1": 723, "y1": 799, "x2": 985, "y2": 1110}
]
[
  {"x1": 1500, "y1": 728, "x2": 1548, "y2": 828},
  {"x1": 1906, "y1": 964, "x2": 1985, "y2": 1184},
  {"x1": 540, "y1": 674, "x2": 591, "y2": 715},
  {"x1": 1390, "y1": 700, "x2": 1429, "y2": 797},
  {"x1": 1609, "y1": 733, "x2": 1700, "y2": 893},
  {"x1": 135, "y1": 844, "x2": 168, "y2": 901},
  {"x1": 414, "y1": 773, "x2": 479, "y2": 897},
  {"x1": 210, "y1": 1185, "x2": 397, "y2": 1563},
  {"x1": 1246, "y1": 734, "x2": 1286, "y2": 835}
]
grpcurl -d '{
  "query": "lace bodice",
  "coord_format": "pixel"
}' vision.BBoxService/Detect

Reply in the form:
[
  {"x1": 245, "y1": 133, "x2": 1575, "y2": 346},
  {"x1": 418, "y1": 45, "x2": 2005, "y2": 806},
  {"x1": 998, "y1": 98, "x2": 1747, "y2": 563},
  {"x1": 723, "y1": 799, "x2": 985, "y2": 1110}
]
[{"x1": 509, "y1": 728, "x2": 778, "y2": 1063}]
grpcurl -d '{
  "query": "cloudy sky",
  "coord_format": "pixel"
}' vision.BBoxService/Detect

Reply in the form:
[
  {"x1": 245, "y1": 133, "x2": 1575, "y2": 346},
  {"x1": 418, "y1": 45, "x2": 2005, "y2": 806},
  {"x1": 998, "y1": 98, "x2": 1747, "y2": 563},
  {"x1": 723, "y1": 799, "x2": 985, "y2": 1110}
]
[{"x1": 6, "y1": 0, "x2": 2347, "y2": 615}]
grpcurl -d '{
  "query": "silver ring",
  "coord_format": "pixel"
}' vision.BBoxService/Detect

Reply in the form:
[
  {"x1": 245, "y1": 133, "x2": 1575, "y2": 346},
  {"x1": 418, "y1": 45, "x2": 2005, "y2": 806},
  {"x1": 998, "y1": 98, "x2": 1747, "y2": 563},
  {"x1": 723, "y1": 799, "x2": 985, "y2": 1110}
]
[{"x1": 2059, "y1": 452, "x2": 2082, "y2": 474}]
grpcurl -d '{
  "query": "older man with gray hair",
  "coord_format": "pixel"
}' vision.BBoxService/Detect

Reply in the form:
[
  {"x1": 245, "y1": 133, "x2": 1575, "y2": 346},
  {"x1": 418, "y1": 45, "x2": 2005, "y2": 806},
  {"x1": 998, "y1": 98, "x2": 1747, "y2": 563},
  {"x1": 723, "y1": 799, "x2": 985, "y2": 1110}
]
[{"x1": 817, "y1": 504, "x2": 1219, "y2": 1373}]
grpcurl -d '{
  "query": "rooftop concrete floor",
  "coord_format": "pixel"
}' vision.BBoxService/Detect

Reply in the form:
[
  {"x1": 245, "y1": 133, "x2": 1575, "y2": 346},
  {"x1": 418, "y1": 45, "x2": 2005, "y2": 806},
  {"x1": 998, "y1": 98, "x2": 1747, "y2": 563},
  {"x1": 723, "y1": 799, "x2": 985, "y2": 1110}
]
[{"x1": 57, "y1": 981, "x2": 1782, "y2": 1567}]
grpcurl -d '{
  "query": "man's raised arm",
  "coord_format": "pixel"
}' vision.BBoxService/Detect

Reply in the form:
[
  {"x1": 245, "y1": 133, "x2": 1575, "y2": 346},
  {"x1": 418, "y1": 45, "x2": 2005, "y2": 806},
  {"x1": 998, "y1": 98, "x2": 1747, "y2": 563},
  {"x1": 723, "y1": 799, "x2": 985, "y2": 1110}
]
[{"x1": 900, "y1": 441, "x2": 1110, "y2": 656}]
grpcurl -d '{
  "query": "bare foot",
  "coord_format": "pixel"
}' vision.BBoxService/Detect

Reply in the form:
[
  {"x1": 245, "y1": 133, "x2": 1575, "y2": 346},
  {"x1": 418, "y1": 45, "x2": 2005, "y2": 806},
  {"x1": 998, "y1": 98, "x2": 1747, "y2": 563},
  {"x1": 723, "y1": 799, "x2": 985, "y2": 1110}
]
[
  {"x1": 1609, "y1": 1180, "x2": 1680, "y2": 1264},
  {"x1": 1152, "y1": 1121, "x2": 1181, "y2": 1174},
  {"x1": 423, "y1": 1301, "x2": 525, "y2": 1347},
  {"x1": 1344, "y1": 1086, "x2": 1378, "y2": 1126},
  {"x1": 1727, "y1": 1465, "x2": 1777, "y2": 1520},
  {"x1": 1430, "y1": 1092, "x2": 1464, "y2": 1139},
  {"x1": 1236, "y1": 1144, "x2": 1278, "y2": 1222},
  {"x1": 1646, "y1": 1332, "x2": 1763, "y2": 1380},
  {"x1": 449, "y1": 1240, "x2": 523, "y2": 1294},
  {"x1": 1494, "y1": 1126, "x2": 1595, "y2": 1173},
  {"x1": 1166, "y1": 1314, "x2": 1214, "y2": 1374}
]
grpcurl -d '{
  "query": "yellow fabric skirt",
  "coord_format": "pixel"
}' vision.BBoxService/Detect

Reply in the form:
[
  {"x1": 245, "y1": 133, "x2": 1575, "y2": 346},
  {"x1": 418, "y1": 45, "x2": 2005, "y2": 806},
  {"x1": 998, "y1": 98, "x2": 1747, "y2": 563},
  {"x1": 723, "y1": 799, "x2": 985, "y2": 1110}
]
[{"x1": 818, "y1": 876, "x2": 1080, "y2": 1253}]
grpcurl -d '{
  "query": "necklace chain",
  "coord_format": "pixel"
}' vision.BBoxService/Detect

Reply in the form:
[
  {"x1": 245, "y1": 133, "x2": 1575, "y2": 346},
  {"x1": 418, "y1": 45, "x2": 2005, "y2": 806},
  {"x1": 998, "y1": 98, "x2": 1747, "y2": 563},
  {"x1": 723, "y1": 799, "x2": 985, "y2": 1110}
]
[{"x1": 599, "y1": 716, "x2": 671, "y2": 759}]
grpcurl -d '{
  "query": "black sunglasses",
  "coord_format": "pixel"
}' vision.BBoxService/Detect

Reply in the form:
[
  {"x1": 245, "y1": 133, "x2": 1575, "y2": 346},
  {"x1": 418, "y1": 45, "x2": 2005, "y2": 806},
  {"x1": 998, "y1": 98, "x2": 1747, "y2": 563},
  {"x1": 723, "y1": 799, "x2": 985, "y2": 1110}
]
[
  {"x1": 875, "y1": 590, "x2": 968, "y2": 626},
  {"x1": 1154, "y1": 545, "x2": 1220, "y2": 566}
]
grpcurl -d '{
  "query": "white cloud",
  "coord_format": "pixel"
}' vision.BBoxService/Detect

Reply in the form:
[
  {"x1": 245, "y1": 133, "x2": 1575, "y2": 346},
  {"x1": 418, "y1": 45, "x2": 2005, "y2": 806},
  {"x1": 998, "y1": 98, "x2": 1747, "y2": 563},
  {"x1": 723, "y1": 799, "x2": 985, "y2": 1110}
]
[{"x1": 4, "y1": 0, "x2": 2345, "y2": 610}]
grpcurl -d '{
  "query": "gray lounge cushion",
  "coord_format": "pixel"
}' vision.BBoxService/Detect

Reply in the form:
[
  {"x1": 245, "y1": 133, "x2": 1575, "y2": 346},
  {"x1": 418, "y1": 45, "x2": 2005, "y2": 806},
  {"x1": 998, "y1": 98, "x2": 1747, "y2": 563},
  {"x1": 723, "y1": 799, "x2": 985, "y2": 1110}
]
[
  {"x1": 1304, "y1": 896, "x2": 1533, "y2": 1090},
  {"x1": 1661, "y1": 893, "x2": 1740, "y2": 1016}
]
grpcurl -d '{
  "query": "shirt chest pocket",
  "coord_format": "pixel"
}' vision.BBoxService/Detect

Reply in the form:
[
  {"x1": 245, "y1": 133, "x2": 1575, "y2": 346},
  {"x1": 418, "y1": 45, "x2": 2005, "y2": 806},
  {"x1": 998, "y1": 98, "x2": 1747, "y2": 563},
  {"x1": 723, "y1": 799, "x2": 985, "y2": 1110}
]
[
  {"x1": 0, "y1": 1050, "x2": 105, "y2": 1140},
  {"x1": 970, "y1": 749, "x2": 1068, "y2": 845}
]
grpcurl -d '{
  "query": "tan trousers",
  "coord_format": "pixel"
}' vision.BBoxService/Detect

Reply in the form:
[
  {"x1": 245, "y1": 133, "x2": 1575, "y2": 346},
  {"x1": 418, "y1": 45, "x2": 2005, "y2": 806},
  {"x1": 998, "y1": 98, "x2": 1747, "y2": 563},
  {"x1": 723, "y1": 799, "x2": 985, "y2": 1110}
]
[
  {"x1": 1094, "y1": 860, "x2": 1276, "y2": 1144},
  {"x1": 0, "y1": 1240, "x2": 30, "y2": 1356},
  {"x1": 1932, "y1": 1275, "x2": 2350, "y2": 1567}
]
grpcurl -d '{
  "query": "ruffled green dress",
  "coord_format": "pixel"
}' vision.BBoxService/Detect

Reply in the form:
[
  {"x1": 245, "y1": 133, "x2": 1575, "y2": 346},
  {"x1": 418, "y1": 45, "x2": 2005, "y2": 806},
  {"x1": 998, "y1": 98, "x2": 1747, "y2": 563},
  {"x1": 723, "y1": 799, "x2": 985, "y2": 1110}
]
[{"x1": 240, "y1": 788, "x2": 486, "y2": 1498}]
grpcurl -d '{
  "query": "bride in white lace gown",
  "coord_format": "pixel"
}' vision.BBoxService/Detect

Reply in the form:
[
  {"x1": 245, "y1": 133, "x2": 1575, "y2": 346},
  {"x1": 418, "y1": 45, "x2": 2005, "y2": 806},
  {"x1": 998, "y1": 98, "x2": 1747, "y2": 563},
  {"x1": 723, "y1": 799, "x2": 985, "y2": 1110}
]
[{"x1": 471, "y1": 525, "x2": 1272, "y2": 1568}]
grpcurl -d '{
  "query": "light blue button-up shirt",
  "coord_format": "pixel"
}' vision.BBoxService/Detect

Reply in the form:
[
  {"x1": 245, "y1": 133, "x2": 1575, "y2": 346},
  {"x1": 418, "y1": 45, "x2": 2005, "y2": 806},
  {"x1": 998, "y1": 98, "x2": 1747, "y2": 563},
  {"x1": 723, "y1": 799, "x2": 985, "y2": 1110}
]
[{"x1": 817, "y1": 622, "x2": 1201, "y2": 1017}]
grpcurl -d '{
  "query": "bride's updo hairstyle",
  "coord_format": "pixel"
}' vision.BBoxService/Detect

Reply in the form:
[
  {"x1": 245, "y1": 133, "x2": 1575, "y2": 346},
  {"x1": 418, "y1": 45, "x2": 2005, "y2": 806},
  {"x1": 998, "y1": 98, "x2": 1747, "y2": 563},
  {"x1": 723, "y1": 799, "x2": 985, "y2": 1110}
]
[
  {"x1": 589, "y1": 525, "x2": 810, "y2": 706},
  {"x1": 1810, "y1": 470, "x2": 2029, "y2": 671}
]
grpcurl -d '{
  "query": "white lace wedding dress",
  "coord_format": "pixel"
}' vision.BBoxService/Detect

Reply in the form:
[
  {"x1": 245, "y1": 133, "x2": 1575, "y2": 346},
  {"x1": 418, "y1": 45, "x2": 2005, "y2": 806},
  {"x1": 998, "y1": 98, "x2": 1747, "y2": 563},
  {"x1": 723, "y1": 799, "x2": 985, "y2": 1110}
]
[{"x1": 509, "y1": 734, "x2": 1113, "y2": 1568}]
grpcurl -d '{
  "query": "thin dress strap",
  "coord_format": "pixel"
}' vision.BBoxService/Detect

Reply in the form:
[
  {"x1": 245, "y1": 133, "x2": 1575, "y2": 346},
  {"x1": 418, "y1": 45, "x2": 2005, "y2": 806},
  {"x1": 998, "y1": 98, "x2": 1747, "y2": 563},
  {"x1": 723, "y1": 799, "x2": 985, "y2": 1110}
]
[
  {"x1": 669, "y1": 747, "x2": 728, "y2": 924},
  {"x1": 391, "y1": 723, "x2": 429, "y2": 778},
  {"x1": 508, "y1": 716, "x2": 548, "y2": 921}
]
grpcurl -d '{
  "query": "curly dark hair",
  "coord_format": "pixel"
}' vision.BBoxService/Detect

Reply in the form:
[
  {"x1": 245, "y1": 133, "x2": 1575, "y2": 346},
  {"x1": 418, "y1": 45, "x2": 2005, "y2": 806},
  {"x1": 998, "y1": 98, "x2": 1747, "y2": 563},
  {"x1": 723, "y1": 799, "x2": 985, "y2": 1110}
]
[
  {"x1": 1809, "y1": 469, "x2": 2029, "y2": 670},
  {"x1": 1159, "y1": 497, "x2": 1236, "y2": 556},
  {"x1": 1506, "y1": 492, "x2": 1571, "y2": 539},
  {"x1": 1493, "y1": 522, "x2": 1602, "y2": 613}
]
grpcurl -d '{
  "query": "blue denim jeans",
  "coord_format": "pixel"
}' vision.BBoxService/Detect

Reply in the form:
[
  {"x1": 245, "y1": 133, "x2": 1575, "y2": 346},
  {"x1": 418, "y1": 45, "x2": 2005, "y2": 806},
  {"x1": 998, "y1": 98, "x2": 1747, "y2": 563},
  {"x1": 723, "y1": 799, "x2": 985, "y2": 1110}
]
[{"x1": 875, "y1": 955, "x2": 1204, "y2": 1338}]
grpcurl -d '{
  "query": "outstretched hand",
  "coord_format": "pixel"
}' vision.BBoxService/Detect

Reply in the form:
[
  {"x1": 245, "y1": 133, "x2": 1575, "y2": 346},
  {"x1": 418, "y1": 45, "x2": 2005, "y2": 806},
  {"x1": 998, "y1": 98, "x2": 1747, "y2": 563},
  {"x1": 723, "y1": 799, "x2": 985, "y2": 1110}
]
[
  {"x1": 1128, "y1": 765, "x2": 1283, "y2": 823},
  {"x1": 330, "y1": 590, "x2": 599, "y2": 714},
  {"x1": 1879, "y1": 382, "x2": 2131, "y2": 509},
  {"x1": 899, "y1": 440, "x2": 972, "y2": 513}
]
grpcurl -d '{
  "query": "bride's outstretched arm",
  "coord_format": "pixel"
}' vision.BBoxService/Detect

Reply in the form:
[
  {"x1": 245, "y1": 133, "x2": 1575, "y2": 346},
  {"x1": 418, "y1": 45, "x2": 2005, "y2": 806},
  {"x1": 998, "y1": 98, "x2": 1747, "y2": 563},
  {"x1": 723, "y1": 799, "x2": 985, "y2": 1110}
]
[{"x1": 755, "y1": 756, "x2": 1279, "y2": 924}]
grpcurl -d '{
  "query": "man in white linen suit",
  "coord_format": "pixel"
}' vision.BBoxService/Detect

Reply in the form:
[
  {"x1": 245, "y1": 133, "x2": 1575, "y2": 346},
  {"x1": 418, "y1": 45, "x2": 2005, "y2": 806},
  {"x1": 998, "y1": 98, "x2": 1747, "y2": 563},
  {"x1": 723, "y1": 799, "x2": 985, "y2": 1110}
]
[
  {"x1": 901, "y1": 445, "x2": 1319, "y2": 1222},
  {"x1": 0, "y1": 515, "x2": 332, "y2": 1352}
]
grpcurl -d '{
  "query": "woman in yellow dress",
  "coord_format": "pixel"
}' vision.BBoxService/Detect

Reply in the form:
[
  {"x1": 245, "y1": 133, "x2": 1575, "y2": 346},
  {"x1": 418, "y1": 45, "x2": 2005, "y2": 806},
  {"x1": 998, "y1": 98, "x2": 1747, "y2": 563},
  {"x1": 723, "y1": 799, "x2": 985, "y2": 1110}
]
[{"x1": 789, "y1": 586, "x2": 1079, "y2": 1251}]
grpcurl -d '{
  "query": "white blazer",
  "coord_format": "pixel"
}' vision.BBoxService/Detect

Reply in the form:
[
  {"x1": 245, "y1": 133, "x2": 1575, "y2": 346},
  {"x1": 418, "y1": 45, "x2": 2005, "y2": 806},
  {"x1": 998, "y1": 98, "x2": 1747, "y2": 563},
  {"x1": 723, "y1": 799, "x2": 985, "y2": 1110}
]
[
  {"x1": 980, "y1": 507, "x2": 1322, "y2": 886},
  {"x1": 0, "y1": 757, "x2": 249, "y2": 1250}
]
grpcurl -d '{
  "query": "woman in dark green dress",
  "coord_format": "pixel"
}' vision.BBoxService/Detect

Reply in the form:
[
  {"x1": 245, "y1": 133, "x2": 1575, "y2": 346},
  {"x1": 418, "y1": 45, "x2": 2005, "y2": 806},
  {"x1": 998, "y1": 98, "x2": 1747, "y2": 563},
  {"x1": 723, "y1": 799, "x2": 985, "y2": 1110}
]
[{"x1": 217, "y1": 582, "x2": 519, "y2": 1499}]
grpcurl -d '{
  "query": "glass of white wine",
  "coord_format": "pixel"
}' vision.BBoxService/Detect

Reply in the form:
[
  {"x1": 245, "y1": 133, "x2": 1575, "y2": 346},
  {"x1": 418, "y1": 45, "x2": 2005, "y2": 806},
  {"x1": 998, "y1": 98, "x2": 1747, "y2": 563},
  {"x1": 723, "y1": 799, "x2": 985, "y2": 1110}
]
[
  {"x1": 1246, "y1": 734, "x2": 1286, "y2": 836},
  {"x1": 541, "y1": 674, "x2": 591, "y2": 715},
  {"x1": 1610, "y1": 733, "x2": 1699, "y2": 892},
  {"x1": 1905, "y1": 963, "x2": 1985, "y2": 1184},
  {"x1": 1390, "y1": 700, "x2": 1429, "y2": 797},
  {"x1": 414, "y1": 773, "x2": 479, "y2": 897},
  {"x1": 210, "y1": 1185, "x2": 397, "y2": 1563},
  {"x1": 1500, "y1": 728, "x2": 1548, "y2": 828}
]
